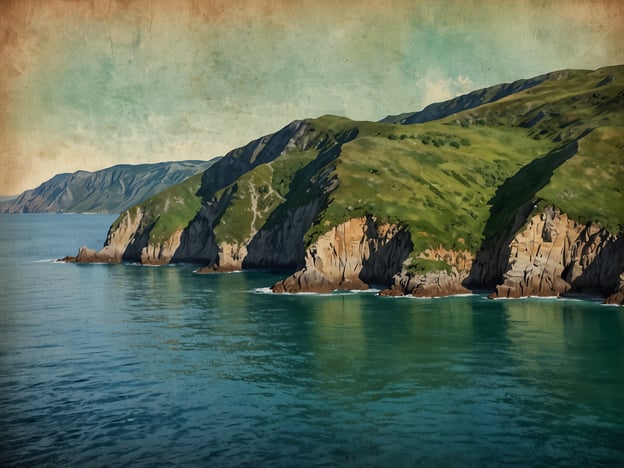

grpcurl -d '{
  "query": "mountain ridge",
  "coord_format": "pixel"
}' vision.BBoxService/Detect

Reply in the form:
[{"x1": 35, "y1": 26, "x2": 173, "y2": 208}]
[
  {"x1": 380, "y1": 68, "x2": 587, "y2": 125},
  {"x1": 1, "y1": 160, "x2": 219, "y2": 214}
]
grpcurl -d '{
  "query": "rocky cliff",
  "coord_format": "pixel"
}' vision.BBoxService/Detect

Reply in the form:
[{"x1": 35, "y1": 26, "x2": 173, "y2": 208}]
[
  {"x1": 68, "y1": 117, "x2": 359, "y2": 268},
  {"x1": 491, "y1": 207, "x2": 624, "y2": 301},
  {"x1": 605, "y1": 274, "x2": 624, "y2": 305},
  {"x1": 272, "y1": 216, "x2": 412, "y2": 293},
  {"x1": 62, "y1": 207, "x2": 145, "y2": 263},
  {"x1": 381, "y1": 246, "x2": 474, "y2": 297},
  {"x1": 64, "y1": 66, "x2": 624, "y2": 304}
]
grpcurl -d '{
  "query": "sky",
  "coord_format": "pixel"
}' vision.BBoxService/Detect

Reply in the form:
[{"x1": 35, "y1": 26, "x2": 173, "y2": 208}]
[{"x1": 0, "y1": 0, "x2": 623, "y2": 195}]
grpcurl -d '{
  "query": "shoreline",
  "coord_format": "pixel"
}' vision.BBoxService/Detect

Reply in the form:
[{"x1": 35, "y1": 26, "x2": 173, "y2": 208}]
[{"x1": 53, "y1": 258, "x2": 620, "y2": 305}]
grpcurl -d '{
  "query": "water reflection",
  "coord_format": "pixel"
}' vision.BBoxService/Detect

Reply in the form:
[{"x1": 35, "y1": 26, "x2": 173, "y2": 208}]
[
  {"x1": 310, "y1": 294, "x2": 366, "y2": 383},
  {"x1": 503, "y1": 299, "x2": 624, "y2": 407}
]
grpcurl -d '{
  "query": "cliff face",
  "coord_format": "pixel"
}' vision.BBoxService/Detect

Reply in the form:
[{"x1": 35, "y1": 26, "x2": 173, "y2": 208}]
[
  {"x1": 63, "y1": 207, "x2": 146, "y2": 263},
  {"x1": 72, "y1": 117, "x2": 357, "y2": 268},
  {"x1": 190, "y1": 198, "x2": 326, "y2": 273},
  {"x1": 140, "y1": 228, "x2": 185, "y2": 266},
  {"x1": 377, "y1": 207, "x2": 624, "y2": 302},
  {"x1": 63, "y1": 66, "x2": 624, "y2": 304},
  {"x1": 272, "y1": 216, "x2": 412, "y2": 293},
  {"x1": 491, "y1": 207, "x2": 624, "y2": 300},
  {"x1": 605, "y1": 274, "x2": 624, "y2": 305}
]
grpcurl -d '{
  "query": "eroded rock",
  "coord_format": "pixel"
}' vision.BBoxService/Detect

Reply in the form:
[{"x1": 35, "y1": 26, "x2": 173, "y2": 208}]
[
  {"x1": 491, "y1": 207, "x2": 624, "y2": 301},
  {"x1": 272, "y1": 216, "x2": 412, "y2": 293}
]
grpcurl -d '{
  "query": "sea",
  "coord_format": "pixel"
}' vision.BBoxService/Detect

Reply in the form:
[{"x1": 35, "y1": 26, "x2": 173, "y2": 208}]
[{"x1": 1, "y1": 214, "x2": 623, "y2": 467}]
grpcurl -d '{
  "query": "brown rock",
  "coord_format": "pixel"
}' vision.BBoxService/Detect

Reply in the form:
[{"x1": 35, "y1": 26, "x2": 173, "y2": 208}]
[
  {"x1": 273, "y1": 216, "x2": 411, "y2": 293},
  {"x1": 491, "y1": 207, "x2": 624, "y2": 301},
  {"x1": 194, "y1": 263, "x2": 241, "y2": 274},
  {"x1": 273, "y1": 267, "x2": 336, "y2": 293},
  {"x1": 605, "y1": 292, "x2": 624, "y2": 305},
  {"x1": 385, "y1": 269, "x2": 471, "y2": 298},
  {"x1": 604, "y1": 273, "x2": 624, "y2": 305}
]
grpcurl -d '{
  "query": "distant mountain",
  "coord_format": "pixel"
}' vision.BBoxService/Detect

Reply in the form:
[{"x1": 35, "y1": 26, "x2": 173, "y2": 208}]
[
  {"x1": 66, "y1": 66, "x2": 624, "y2": 304},
  {"x1": 0, "y1": 160, "x2": 219, "y2": 214}
]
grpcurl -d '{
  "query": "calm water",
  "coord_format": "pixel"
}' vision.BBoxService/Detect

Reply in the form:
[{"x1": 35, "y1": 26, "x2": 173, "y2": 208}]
[{"x1": 0, "y1": 214, "x2": 623, "y2": 467}]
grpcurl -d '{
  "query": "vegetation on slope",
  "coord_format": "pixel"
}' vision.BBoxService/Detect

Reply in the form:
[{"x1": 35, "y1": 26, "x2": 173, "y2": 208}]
[
  {"x1": 305, "y1": 66, "x2": 623, "y2": 256},
  {"x1": 306, "y1": 122, "x2": 554, "y2": 252},
  {"x1": 105, "y1": 65, "x2": 624, "y2": 274},
  {"x1": 448, "y1": 65, "x2": 624, "y2": 236},
  {"x1": 111, "y1": 172, "x2": 204, "y2": 244},
  {"x1": 213, "y1": 149, "x2": 319, "y2": 244},
  {"x1": 535, "y1": 127, "x2": 624, "y2": 234}
]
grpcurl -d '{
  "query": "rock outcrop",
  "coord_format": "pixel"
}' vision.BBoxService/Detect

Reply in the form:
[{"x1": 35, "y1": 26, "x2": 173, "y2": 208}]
[
  {"x1": 272, "y1": 216, "x2": 412, "y2": 293},
  {"x1": 379, "y1": 207, "x2": 624, "y2": 303},
  {"x1": 140, "y1": 227, "x2": 185, "y2": 265},
  {"x1": 61, "y1": 208, "x2": 146, "y2": 263},
  {"x1": 491, "y1": 207, "x2": 624, "y2": 300},
  {"x1": 605, "y1": 274, "x2": 624, "y2": 305},
  {"x1": 381, "y1": 246, "x2": 474, "y2": 297},
  {"x1": 381, "y1": 270, "x2": 471, "y2": 297}
]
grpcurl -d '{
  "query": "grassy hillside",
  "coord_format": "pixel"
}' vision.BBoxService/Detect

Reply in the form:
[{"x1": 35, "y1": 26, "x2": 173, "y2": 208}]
[
  {"x1": 111, "y1": 171, "x2": 205, "y2": 244},
  {"x1": 536, "y1": 127, "x2": 624, "y2": 233},
  {"x1": 108, "y1": 65, "x2": 624, "y2": 267},
  {"x1": 213, "y1": 149, "x2": 319, "y2": 244},
  {"x1": 309, "y1": 122, "x2": 554, "y2": 252}
]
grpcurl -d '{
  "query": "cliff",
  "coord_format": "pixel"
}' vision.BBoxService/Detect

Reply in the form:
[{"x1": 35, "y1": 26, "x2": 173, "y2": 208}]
[
  {"x1": 381, "y1": 246, "x2": 474, "y2": 297},
  {"x1": 65, "y1": 65, "x2": 624, "y2": 304},
  {"x1": 272, "y1": 216, "x2": 412, "y2": 293},
  {"x1": 492, "y1": 208, "x2": 624, "y2": 301}
]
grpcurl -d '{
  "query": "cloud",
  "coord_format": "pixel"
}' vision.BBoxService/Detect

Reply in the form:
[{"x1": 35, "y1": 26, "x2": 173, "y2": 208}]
[{"x1": 419, "y1": 73, "x2": 475, "y2": 106}]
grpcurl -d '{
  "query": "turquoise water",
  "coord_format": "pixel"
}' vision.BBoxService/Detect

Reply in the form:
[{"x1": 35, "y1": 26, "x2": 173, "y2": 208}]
[{"x1": 1, "y1": 214, "x2": 623, "y2": 466}]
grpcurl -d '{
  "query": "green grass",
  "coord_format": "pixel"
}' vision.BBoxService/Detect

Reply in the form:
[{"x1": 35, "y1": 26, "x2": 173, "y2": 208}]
[
  {"x1": 213, "y1": 150, "x2": 319, "y2": 244},
  {"x1": 111, "y1": 172, "x2": 204, "y2": 245},
  {"x1": 405, "y1": 258, "x2": 453, "y2": 275},
  {"x1": 303, "y1": 65, "x2": 624, "y2": 259},
  {"x1": 447, "y1": 66, "x2": 624, "y2": 141},
  {"x1": 148, "y1": 175, "x2": 204, "y2": 243},
  {"x1": 308, "y1": 122, "x2": 554, "y2": 253},
  {"x1": 535, "y1": 127, "x2": 624, "y2": 234}
]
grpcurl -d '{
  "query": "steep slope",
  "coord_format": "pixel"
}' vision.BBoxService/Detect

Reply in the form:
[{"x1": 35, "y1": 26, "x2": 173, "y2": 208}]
[
  {"x1": 67, "y1": 65, "x2": 624, "y2": 303},
  {"x1": 381, "y1": 69, "x2": 582, "y2": 124},
  {"x1": 69, "y1": 118, "x2": 360, "y2": 265},
  {"x1": 384, "y1": 65, "x2": 624, "y2": 300},
  {"x1": 0, "y1": 160, "x2": 218, "y2": 214}
]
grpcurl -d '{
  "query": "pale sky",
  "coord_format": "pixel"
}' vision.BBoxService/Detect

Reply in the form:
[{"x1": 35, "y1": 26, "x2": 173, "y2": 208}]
[{"x1": 1, "y1": 0, "x2": 623, "y2": 195}]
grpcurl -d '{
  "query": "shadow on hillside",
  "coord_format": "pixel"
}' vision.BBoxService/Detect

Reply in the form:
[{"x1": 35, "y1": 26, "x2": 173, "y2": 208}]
[
  {"x1": 465, "y1": 140, "x2": 579, "y2": 289},
  {"x1": 243, "y1": 129, "x2": 359, "y2": 270},
  {"x1": 564, "y1": 231, "x2": 624, "y2": 296},
  {"x1": 360, "y1": 222, "x2": 413, "y2": 287}
]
